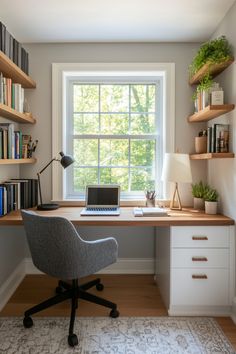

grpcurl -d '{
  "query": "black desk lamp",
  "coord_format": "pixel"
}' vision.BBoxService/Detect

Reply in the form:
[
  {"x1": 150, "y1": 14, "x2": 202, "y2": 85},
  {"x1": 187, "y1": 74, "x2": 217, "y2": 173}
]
[{"x1": 37, "y1": 151, "x2": 74, "y2": 210}]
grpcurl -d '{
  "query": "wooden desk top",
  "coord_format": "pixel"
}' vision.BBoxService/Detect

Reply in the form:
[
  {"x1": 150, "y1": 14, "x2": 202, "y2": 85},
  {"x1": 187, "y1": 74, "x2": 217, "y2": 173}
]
[{"x1": 0, "y1": 207, "x2": 234, "y2": 226}]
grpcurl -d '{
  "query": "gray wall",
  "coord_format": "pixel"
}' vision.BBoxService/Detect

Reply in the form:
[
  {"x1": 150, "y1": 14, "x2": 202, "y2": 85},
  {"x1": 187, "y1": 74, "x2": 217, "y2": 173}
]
[
  {"x1": 208, "y1": 3, "x2": 236, "y2": 220},
  {"x1": 208, "y1": 3, "x2": 236, "y2": 290},
  {"x1": 0, "y1": 227, "x2": 25, "y2": 285},
  {"x1": 20, "y1": 42, "x2": 205, "y2": 205}
]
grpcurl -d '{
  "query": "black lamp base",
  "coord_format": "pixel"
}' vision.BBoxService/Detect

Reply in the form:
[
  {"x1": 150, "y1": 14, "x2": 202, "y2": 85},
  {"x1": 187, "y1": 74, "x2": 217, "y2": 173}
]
[{"x1": 37, "y1": 203, "x2": 59, "y2": 211}]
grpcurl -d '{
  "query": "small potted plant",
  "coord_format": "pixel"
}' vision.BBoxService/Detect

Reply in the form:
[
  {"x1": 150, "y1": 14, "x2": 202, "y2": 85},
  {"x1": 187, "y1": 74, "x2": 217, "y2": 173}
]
[
  {"x1": 191, "y1": 181, "x2": 208, "y2": 210},
  {"x1": 204, "y1": 187, "x2": 219, "y2": 214}
]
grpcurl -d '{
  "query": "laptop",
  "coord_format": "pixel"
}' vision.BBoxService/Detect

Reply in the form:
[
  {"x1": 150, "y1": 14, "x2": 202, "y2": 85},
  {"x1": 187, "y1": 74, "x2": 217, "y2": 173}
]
[{"x1": 80, "y1": 185, "x2": 120, "y2": 216}]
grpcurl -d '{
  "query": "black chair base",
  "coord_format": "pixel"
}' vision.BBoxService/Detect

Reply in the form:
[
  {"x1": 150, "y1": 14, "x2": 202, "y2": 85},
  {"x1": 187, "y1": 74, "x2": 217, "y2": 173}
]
[{"x1": 23, "y1": 277, "x2": 119, "y2": 347}]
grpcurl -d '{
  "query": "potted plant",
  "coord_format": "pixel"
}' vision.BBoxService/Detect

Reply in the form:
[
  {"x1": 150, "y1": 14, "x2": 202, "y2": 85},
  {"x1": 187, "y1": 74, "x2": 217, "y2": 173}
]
[
  {"x1": 189, "y1": 35, "x2": 233, "y2": 78},
  {"x1": 191, "y1": 181, "x2": 208, "y2": 210},
  {"x1": 204, "y1": 187, "x2": 219, "y2": 215}
]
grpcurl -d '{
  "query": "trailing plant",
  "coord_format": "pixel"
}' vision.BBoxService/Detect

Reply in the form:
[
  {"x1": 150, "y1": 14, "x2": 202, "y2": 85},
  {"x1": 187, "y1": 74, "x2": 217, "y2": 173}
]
[
  {"x1": 192, "y1": 73, "x2": 213, "y2": 101},
  {"x1": 189, "y1": 36, "x2": 233, "y2": 77},
  {"x1": 204, "y1": 187, "x2": 219, "y2": 202},
  {"x1": 191, "y1": 181, "x2": 209, "y2": 199}
]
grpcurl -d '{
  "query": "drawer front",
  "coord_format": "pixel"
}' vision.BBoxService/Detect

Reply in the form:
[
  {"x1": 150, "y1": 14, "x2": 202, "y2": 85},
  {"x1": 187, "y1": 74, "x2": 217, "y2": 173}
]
[
  {"x1": 172, "y1": 248, "x2": 229, "y2": 268},
  {"x1": 171, "y1": 268, "x2": 229, "y2": 306},
  {"x1": 171, "y1": 226, "x2": 229, "y2": 248}
]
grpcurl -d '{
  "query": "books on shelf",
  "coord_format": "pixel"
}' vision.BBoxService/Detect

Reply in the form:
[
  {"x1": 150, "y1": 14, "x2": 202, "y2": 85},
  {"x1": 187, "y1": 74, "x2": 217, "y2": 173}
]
[
  {"x1": 133, "y1": 207, "x2": 168, "y2": 217},
  {"x1": 207, "y1": 124, "x2": 229, "y2": 153},
  {"x1": 0, "y1": 21, "x2": 29, "y2": 74},
  {"x1": 0, "y1": 124, "x2": 30, "y2": 159},
  {"x1": 0, "y1": 72, "x2": 24, "y2": 112},
  {"x1": 0, "y1": 179, "x2": 38, "y2": 216}
]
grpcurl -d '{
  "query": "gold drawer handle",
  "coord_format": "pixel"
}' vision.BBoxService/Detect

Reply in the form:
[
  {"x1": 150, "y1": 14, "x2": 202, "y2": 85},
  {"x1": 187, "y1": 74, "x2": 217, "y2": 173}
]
[
  {"x1": 192, "y1": 236, "x2": 208, "y2": 241},
  {"x1": 192, "y1": 274, "x2": 208, "y2": 279},
  {"x1": 192, "y1": 257, "x2": 208, "y2": 262}
]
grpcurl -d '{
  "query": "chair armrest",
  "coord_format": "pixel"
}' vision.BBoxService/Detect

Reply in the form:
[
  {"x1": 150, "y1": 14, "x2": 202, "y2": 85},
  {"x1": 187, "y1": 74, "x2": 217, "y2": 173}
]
[{"x1": 84, "y1": 237, "x2": 118, "y2": 274}]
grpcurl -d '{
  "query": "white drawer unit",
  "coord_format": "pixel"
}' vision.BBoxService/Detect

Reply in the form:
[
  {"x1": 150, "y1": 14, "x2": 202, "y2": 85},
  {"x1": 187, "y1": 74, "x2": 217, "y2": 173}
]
[{"x1": 156, "y1": 225, "x2": 235, "y2": 316}]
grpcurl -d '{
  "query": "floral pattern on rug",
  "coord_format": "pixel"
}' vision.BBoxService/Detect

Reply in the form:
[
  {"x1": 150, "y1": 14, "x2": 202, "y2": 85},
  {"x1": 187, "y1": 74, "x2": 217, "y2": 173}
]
[{"x1": 0, "y1": 317, "x2": 234, "y2": 354}]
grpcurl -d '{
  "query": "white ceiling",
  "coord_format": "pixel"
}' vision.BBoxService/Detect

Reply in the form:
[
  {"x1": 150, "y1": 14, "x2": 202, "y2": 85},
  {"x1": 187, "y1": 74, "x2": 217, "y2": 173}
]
[{"x1": 0, "y1": 0, "x2": 235, "y2": 43}]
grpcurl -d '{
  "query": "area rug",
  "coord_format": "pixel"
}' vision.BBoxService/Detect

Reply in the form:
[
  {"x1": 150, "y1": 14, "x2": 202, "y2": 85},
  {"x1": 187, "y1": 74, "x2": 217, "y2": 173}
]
[{"x1": 0, "y1": 317, "x2": 234, "y2": 354}]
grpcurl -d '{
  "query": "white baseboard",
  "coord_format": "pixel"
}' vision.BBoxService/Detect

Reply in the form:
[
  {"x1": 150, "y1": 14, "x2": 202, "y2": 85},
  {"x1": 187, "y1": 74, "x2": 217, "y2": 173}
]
[
  {"x1": 169, "y1": 305, "x2": 231, "y2": 317},
  {"x1": 231, "y1": 297, "x2": 236, "y2": 324},
  {"x1": 0, "y1": 261, "x2": 25, "y2": 311},
  {"x1": 25, "y1": 257, "x2": 155, "y2": 275}
]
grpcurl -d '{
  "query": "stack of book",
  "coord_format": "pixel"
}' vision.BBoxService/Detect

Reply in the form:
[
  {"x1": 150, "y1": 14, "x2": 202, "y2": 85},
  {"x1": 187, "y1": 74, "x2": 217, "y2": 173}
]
[
  {"x1": 0, "y1": 123, "x2": 31, "y2": 159},
  {"x1": 0, "y1": 22, "x2": 29, "y2": 74},
  {"x1": 207, "y1": 124, "x2": 229, "y2": 153},
  {"x1": 0, "y1": 72, "x2": 24, "y2": 111},
  {"x1": 0, "y1": 179, "x2": 38, "y2": 216}
]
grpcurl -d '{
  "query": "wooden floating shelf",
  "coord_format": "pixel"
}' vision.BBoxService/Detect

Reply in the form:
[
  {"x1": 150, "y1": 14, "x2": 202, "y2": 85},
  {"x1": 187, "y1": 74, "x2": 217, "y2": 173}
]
[
  {"x1": 0, "y1": 158, "x2": 37, "y2": 165},
  {"x1": 188, "y1": 104, "x2": 235, "y2": 123},
  {"x1": 190, "y1": 153, "x2": 234, "y2": 160},
  {"x1": 0, "y1": 50, "x2": 36, "y2": 89},
  {"x1": 0, "y1": 103, "x2": 36, "y2": 124},
  {"x1": 189, "y1": 58, "x2": 234, "y2": 85}
]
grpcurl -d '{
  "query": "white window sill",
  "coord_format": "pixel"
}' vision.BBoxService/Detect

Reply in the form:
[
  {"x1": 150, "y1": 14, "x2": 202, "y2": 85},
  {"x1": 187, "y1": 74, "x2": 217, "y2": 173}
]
[{"x1": 51, "y1": 199, "x2": 170, "y2": 208}]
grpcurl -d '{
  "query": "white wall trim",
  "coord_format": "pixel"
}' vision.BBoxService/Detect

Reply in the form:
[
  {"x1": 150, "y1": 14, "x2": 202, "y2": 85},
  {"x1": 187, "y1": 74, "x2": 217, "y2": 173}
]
[
  {"x1": 0, "y1": 261, "x2": 25, "y2": 311},
  {"x1": 231, "y1": 297, "x2": 236, "y2": 324},
  {"x1": 25, "y1": 257, "x2": 155, "y2": 275},
  {"x1": 52, "y1": 62, "x2": 175, "y2": 202}
]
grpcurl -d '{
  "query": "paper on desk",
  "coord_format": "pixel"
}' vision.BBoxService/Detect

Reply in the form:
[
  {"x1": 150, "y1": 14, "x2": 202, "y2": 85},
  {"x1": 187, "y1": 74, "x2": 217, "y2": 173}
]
[{"x1": 133, "y1": 207, "x2": 168, "y2": 217}]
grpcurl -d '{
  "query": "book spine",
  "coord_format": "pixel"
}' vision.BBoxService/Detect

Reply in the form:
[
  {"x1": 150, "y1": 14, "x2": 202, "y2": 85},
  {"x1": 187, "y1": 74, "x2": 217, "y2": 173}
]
[
  {"x1": 207, "y1": 127, "x2": 212, "y2": 153},
  {"x1": 0, "y1": 187, "x2": 3, "y2": 216}
]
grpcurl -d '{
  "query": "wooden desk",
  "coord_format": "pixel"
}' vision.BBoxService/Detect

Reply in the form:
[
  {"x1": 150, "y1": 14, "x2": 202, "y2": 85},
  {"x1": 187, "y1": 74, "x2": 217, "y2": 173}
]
[{"x1": 0, "y1": 207, "x2": 234, "y2": 226}]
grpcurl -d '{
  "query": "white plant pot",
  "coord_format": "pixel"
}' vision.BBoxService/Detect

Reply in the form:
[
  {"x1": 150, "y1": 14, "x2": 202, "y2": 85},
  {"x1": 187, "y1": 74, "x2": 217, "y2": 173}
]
[
  {"x1": 193, "y1": 197, "x2": 204, "y2": 210},
  {"x1": 205, "y1": 201, "x2": 218, "y2": 215}
]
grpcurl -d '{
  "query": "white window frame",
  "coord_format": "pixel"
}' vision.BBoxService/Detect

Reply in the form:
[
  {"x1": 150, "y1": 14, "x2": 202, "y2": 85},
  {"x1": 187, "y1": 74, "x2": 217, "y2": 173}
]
[{"x1": 52, "y1": 63, "x2": 175, "y2": 203}]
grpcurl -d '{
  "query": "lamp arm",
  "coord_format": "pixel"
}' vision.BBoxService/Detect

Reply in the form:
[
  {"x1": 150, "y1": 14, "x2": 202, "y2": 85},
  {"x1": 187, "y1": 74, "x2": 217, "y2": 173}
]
[
  {"x1": 38, "y1": 158, "x2": 57, "y2": 175},
  {"x1": 37, "y1": 173, "x2": 43, "y2": 206},
  {"x1": 37, "y1": 157, "x2": 59, "y2": 205}
]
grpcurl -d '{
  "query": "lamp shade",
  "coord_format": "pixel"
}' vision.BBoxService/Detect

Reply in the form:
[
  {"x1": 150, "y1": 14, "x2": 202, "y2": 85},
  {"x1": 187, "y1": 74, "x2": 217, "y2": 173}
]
[
  {"x1": 161, "y1": 153, "x2": 192, "y2": 183},
  {"x1": 59, "y1": 151, "x2": 74, "y2": 169}
]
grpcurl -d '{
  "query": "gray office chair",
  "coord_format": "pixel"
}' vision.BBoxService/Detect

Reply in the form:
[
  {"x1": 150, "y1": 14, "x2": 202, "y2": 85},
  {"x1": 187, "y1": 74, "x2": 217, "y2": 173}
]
[{"x1": 21, "y1": 210, "x2": 119, "y2": 347}]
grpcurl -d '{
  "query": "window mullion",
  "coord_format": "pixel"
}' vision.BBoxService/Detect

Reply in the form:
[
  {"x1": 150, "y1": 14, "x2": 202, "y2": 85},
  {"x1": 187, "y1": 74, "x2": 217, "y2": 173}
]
[
  {"x1": 98, "y1": 84, "x2": 101, "y2": 183},
  {"x1": 128, "y1": 84, "x2": 131, "y2": 192}
]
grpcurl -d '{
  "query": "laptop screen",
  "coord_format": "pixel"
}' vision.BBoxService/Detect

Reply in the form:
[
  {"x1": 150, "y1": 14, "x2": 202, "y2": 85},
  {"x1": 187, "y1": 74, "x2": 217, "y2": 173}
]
[{"x1": 86, "y1": 185, "x2": 120, "y2": 208}]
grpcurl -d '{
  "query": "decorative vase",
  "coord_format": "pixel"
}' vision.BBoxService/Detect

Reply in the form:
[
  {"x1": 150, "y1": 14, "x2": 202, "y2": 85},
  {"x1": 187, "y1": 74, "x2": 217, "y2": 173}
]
[
  {"x1": 193, "y1": 197, "x2": 204, "y2": 210},
  {"x1": 205, "y1": 201, "x2": 218, "y2": 215},
  {"x1": 195, "y1": 136, "x2": 207, "y2": 154}
]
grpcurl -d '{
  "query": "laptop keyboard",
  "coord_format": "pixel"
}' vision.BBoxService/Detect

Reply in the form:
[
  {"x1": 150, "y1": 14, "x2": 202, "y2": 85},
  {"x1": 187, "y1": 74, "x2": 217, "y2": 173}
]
[
  {"x1": 87, "y1": 208, "x2": 117, "y2": 211},
  {"x1": 80, "y1": 207, "x2": 120, "y2": 216}
]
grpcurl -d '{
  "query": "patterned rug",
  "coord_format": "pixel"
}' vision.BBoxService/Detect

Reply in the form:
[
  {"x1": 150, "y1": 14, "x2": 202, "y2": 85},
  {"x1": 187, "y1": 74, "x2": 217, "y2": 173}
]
[{"x1": 0, "y1": 317, "x2": 234, "y2": 354}]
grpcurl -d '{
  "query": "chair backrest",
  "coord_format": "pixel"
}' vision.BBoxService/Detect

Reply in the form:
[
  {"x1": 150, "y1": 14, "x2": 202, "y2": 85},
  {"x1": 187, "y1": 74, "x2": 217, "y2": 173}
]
[{"x1": 21, "y1": 210, "x2": 91, "y2": 279}]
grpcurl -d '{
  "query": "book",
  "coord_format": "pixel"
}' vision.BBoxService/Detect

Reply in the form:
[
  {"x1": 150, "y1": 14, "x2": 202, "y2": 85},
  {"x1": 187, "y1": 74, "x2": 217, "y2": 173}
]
[
  {"x1": 212, "y1": 123, "x2": 230, "y2": 153},
  {"x1": 207, "y1": 126, "x2": 212, "y2": 153},
  {"x1": 0, "y1": 123, "x2": 15, "y2": 159},
  {"x1": 133, "y1": 207, "x2": 168, "y2": 217}
]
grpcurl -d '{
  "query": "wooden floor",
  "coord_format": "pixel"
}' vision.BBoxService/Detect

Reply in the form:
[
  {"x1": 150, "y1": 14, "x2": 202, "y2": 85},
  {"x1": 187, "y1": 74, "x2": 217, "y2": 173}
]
[{"x1": 1, "y1": 274, "x2": 236, "y2": 350}]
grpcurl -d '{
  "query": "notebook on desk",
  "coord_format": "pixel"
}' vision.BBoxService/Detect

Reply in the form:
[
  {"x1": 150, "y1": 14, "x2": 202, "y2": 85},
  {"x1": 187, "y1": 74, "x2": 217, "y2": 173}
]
[
  {"x1": 133, "y1": 207, "x2": 168, "y2": 217},
  {"x1": 80, "y1": 185, "x2": 120, "y2": 216}
]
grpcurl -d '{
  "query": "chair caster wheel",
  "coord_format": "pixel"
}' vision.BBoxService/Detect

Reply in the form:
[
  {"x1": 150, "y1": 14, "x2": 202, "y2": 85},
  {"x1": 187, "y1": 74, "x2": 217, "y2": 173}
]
[
  {"x1": 23, "y1": 316, "x2": 33, "y2": 328},
  {"x1": 110, "y1": 309, "x2": 119, "y2": 318},
  {"x1": 55, "y1": 286, "x2": 63, "y2": 294},
  {"x1": 96, "y1": 283, "x2": 104, "y2": 291},
  {"x1": 68, "y1": 333, "x2": 78, "y2": 347}
]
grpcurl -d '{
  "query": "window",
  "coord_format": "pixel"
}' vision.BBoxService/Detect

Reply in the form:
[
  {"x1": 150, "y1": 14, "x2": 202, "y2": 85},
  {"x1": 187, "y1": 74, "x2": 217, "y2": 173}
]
[{"x1": 52, "y1": 63, "x2": 175, "y2": 202}]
